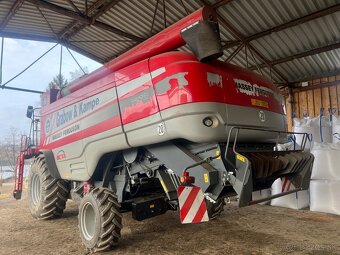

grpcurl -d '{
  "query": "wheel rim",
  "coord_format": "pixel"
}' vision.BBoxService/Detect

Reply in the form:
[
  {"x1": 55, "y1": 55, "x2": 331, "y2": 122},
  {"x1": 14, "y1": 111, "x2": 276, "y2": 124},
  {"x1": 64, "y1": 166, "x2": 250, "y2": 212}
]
[
  {"x1": 81, "y1": 202, "x2": 96, "y2": 241},
  {"x1": 30, "y1": 173, "x2": 41, "y2": 206}
]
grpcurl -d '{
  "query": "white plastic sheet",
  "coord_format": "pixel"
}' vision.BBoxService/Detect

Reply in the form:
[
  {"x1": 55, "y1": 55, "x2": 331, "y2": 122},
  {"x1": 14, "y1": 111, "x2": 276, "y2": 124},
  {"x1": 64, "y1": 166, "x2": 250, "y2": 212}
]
[
  {"x1": 292, "y1": 118, "x2": 310, "y2": 147},
  {"x1": 252, "y1": 188, "x2": 271, "y2": 205},
  {"x1": 311, "y1": 142, "x2": 340, "y2": 180},
  {"x1": 310, "y1": 180, "x2": 340, "y2": 215},
  {"x1": 271, "y1": 178, "x2": 309, "y2": 210},
  {"x1": 293, "y1": 116, "x2": 332, "y2": 148},
  {"x1": 332, "y1": 116, "x2": 340, "y2": 143},
  {"x1": 275, "y1": 142, "x2": 294, "y2": 151}
]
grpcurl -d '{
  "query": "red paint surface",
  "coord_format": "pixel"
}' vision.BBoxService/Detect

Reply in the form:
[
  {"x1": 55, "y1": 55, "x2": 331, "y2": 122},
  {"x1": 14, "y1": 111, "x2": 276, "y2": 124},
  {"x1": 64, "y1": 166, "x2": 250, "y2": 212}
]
[
  {"x1": 39, "y1": 4, "x2": 284, "y2": 152},
  {"x1": 115, "y1": 59, "x2": 159, "y2": 124},
  {"x1": 40, "y1": 52, "x2": 284, "y2": 150},
  {"x1": 179, "y1": 187, "x2": 200, "y2": 221},
  {"x1": 149, "y1": 52, "x2": 284, "y2": 114},
  {"x1": 192, "y1": 199, "x2": 208, "y2": 223}
]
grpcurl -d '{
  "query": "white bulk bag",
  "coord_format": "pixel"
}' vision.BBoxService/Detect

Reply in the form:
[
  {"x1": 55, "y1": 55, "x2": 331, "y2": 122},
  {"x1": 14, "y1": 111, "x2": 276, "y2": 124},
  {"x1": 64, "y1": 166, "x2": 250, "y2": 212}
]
[
  {"x1": 310, "y1": 180, "x2": 340, "y2": 215},
  {"x1": 293, "y1": 118, "x2": 311, "y2": 148},
  {"x1": 293, "y1": 116, "x2": 332, "y2": 148},
  {"x1": 309, "y1": 116, "x2": 332, "y2": 143},
  {"x1": 311, "y1": 142, "x2": 340, "y2": 180},
  {"x1": 271, "y1": 178, "x2": 309, "y2": 210},
  {"x1": 332, "y1": 116, "x2": 340, "y2": 143},
  {"x1": 275, "y1": 141, "x2": 295, "y2": 151}
]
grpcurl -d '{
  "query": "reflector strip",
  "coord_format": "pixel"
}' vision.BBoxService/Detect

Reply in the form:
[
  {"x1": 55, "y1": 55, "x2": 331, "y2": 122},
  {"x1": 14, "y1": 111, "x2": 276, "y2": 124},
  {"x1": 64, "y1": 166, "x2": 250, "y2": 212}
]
[
  {"x1": 281, "y1": 177, "x2": 292, "y2": 192},
  {"x1": 192, "y1": 199, "x2": 208, "y2": 223},
  {"x1": 178, "y1": 186, "x2": 209, "y2": 224}
]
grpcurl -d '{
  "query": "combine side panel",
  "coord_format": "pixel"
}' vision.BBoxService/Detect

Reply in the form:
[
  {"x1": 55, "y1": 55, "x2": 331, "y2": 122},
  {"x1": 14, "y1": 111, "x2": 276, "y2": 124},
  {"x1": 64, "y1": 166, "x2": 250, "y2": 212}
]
[{"x1": 116, "y1": 59, "x2": 164, "y2": 147}]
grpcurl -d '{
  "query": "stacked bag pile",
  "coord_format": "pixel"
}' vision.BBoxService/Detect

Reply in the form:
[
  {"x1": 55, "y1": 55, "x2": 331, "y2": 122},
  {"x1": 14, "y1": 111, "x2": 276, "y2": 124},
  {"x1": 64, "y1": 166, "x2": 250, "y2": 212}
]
[
  {"x1": 270, "y1": 112, "x2": 335, "y2": 212},
  {"x1": 292, "y1": 115, "x2": 332, "y2": 148},
  {"x1": 251, "y1": 110, "x2": 340, "y2": 215},
  {"x1": 310, "y1": 116, "x2": 340, "y2": 215}
]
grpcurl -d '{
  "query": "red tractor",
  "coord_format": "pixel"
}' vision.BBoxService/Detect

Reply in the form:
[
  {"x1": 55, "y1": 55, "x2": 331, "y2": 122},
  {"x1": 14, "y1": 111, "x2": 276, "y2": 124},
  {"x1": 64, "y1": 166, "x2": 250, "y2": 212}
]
[{"x1": 15, "y1": 7, "x2": 313, "y2": 252}]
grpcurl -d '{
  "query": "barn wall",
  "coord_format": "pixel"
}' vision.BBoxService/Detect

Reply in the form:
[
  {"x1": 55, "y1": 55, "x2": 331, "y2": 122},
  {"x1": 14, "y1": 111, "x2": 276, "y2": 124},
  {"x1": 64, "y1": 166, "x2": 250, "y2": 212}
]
[{"x1": 284, "y1": 75, "x2": 340, "y2": 131}]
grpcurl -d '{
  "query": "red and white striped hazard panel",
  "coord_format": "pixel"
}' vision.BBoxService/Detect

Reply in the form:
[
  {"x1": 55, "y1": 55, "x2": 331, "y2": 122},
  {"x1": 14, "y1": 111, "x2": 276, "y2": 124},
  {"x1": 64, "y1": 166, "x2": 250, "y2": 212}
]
[
  {"x1": 177, "y1": 186, "x2": 209, "y2": 224},
  {"x1": 281, "y1": 177, "x2": 293, "y2": 192}
]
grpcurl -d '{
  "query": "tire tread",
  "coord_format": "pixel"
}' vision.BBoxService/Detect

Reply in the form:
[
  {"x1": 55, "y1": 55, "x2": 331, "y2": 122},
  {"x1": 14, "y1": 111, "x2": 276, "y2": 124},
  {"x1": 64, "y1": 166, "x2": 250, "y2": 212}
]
[
  {"x1": 28, "y1": 155, "x2": 69, "y2": 220},
  {"x1": 79, "y1": 187, "x2": 122, "y2": 252}
]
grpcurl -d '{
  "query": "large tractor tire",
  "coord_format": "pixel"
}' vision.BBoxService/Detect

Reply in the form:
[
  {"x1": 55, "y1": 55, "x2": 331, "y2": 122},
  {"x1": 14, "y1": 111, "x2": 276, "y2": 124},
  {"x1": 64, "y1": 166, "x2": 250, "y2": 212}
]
[
  {"x1": 206, "y1": 198, "x2": 226, "y2": 220},
  {"x1": 28, "y1": 154, "x2": 69, "y2": 219},
  {"x1": 79, "y1": 187, "x2": 122, "y2": 252}
]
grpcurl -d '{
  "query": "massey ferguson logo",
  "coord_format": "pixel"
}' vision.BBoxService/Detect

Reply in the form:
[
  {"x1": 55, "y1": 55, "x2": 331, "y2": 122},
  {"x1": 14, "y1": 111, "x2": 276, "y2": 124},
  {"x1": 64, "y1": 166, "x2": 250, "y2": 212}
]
[
  {"x1": 234, "y1": 79, "x2": 274, "y2": 98},
  {"x1": 234, "y1": 78, "x2": 284, "y2": 106}
]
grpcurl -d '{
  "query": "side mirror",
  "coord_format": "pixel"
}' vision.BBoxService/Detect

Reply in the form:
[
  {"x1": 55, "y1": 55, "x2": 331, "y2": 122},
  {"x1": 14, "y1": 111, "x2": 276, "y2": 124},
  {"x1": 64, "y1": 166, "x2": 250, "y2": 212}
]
[{"x1": 26, "y1": 106, "x2": 34, "y2": 119}]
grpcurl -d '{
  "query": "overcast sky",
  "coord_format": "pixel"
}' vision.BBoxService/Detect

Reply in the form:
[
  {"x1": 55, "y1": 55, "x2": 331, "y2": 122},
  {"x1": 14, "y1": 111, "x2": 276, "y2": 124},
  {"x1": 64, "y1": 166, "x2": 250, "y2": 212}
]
[{"x1": 0, "y1": 38, "x2": 102, "y2": 140}]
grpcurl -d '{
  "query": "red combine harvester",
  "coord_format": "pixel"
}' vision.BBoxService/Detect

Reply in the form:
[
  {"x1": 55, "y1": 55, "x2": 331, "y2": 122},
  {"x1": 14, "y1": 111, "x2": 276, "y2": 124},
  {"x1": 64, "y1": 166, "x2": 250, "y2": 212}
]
[{"x1": 15, "y1": 7, "x2": 313, "y2": 252}]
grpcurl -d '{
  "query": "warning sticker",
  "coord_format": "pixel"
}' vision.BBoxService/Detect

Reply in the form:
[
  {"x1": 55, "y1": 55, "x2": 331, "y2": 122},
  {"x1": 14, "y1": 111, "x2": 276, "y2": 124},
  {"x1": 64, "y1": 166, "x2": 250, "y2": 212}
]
[
  {"x1": 216, "y1": 150, "x2": 221, "y2": 160},
  {"x1": 236, "y1": 154, "x2": 246, "y2": 162},
  {"x1": 204, "y1": 173, "x2": 209, "y2": 183},
  {"x1": 251, "y1": 98, "x2": 269, "y2": 108}
]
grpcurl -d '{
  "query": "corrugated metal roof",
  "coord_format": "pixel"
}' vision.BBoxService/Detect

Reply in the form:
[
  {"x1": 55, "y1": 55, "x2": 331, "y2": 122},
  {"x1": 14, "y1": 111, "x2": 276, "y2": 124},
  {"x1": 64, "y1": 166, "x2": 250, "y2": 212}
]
[
  {"x1": 5, "y1": 1, "x2": 74, "y2": 37},
  {"x1": 276, "y1": 49, "x2": 340, "y2": 82},
  {"x1": 249, "y1": 13, "x2": 339, "y2": 60},
  {"x1": 0, "y1": 0, "x2": 339, "y2": 85},
  {"x1": 98, "y1": 0, "x2": 199, "y2": 38},
  {"x1": 218, "y1": 0, "x2": 339, "y2": 36},
  {"x1": 0, "y1": 1, "x2": 14, "y2": 18}
]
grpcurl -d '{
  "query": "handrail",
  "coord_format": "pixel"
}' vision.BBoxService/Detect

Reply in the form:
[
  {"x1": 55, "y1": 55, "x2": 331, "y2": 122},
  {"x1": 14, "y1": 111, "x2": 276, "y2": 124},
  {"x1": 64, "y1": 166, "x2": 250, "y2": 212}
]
[{"x1": 225, "y1": 126, "x2": 310, "y2": 159}]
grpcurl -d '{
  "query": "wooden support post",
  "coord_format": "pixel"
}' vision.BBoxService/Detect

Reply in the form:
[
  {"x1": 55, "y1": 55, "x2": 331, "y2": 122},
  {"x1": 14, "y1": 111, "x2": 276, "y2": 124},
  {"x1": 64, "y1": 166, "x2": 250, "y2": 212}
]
[{"x1": 287, "y1": 87, "x2": 294, "y2": 131}]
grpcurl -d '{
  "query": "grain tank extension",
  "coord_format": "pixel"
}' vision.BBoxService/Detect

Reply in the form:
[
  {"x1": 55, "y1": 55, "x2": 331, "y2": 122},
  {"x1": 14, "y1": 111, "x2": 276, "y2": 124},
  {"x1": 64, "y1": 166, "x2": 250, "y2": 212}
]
[{"x1": 19, "y1": 7, "x2": 313, "y2": 252}]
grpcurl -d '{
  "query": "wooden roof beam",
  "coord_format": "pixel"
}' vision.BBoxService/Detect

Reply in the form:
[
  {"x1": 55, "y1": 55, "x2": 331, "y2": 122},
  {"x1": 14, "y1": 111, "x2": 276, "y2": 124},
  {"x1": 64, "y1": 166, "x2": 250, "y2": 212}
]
[{"x1": 292, "y1": 79, "x2": 340, "y2": 92}]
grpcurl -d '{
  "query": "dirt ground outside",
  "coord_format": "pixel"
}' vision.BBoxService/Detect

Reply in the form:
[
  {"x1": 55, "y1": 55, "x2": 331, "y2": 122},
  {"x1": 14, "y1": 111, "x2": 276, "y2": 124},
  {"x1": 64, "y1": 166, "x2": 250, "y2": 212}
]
[{"x1": 1, "y1": 182, "x2": 340, "y2": 255}]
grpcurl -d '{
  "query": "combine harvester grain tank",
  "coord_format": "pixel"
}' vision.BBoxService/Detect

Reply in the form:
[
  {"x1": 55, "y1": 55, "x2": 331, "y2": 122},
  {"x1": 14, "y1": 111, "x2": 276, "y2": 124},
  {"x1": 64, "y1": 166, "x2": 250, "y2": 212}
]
[{"x1": 13, "y1": 6, "x2": 314, "y2": 252}]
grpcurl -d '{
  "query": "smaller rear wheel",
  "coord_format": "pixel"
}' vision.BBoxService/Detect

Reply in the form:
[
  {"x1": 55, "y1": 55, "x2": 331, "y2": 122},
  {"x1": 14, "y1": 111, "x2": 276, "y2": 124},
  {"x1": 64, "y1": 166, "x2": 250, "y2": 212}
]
[{"x1": 79, "y1": 187, "x2": 122, "y2": 252}]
